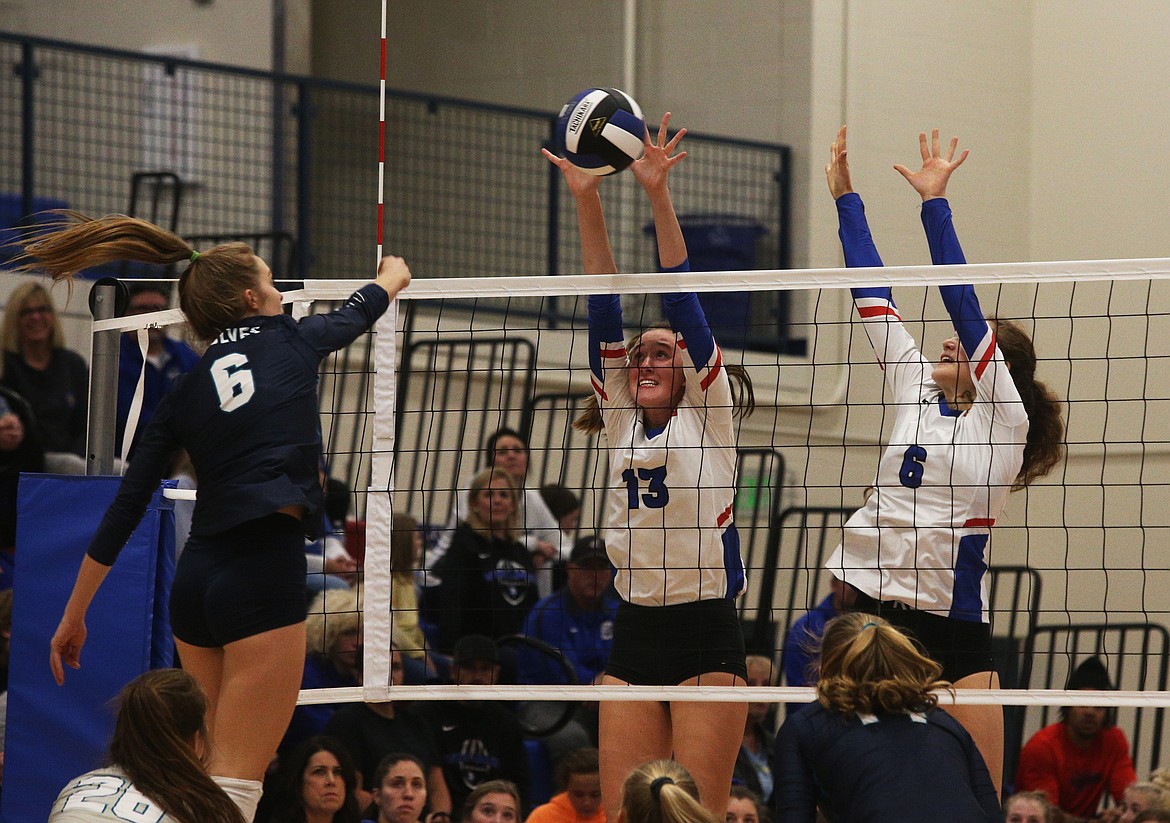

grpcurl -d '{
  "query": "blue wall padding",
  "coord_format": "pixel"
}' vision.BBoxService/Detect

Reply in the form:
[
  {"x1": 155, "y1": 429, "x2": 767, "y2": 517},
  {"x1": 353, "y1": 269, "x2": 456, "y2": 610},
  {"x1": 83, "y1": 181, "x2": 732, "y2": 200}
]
[{"x1": 2, "y1": 474, "x2": 175, "y2": 823}]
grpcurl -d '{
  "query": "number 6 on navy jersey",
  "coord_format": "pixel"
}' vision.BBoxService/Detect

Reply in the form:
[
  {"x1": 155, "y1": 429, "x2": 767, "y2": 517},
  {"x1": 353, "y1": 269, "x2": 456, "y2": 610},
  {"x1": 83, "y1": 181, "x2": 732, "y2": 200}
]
[
  {"x1": 622, "y1": 465, "x2": 669, "y2": 509},
  {"x1": 210, "y1": 353, "x2": 256, "y2": 412}
]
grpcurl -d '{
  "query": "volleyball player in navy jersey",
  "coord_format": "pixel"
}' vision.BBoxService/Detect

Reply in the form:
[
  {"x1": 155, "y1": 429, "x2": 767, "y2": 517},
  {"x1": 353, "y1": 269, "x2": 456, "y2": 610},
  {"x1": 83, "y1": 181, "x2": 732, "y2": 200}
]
[
  {"x1": 543, "y1": 115, "x2": 754, "y2": 823},
  {"x1": 823, "y1": 126, "x2": 1064, "y2": 791},
  {"x1": 19, "y1": 215, "x2": 411, "y2": 821}
]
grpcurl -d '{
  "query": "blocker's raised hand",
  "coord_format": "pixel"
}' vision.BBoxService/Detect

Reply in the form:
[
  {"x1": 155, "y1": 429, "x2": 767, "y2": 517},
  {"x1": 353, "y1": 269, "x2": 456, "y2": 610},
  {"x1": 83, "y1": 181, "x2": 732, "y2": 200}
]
[
  {"x1": 894, "y1": 128, "x2": 969, "y2": 201},
  {"x1": 631, "y1": 111, "x2": 687, "y2": 195}
]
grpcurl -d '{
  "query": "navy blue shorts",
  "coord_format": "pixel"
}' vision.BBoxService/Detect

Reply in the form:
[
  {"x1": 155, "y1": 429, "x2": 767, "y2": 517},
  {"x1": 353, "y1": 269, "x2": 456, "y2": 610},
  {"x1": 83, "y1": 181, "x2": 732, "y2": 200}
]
[
  {"x1": 170, "y1": 512, "x2": 307, "y2": 648},
  {"x1": 606, "y1": 598, "x2": 747, "y2": 686}
]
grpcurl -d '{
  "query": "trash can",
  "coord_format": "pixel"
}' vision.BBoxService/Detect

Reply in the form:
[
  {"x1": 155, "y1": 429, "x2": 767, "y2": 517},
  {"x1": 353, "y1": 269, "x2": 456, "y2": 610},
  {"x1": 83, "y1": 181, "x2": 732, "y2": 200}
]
[{"x1": 646, "y1": 214, "x2": 766, "y2": 350}]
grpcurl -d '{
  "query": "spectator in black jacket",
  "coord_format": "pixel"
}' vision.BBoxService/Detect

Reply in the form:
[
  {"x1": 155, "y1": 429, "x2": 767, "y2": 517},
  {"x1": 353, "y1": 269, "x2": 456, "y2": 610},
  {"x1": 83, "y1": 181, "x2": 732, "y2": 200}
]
[{"x1": 422, "y1": 635, "x2": 530, "y2": 818}]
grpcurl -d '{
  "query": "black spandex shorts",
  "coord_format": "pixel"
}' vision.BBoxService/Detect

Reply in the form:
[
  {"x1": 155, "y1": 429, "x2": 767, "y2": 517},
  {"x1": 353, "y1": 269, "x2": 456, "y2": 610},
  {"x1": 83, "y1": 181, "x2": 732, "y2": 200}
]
[
  {"x1": 606, "y1": 598, "x2": 747, "y2": 686},
  {"x1": 170, "y1": 512, "x2": 307, "y2": 648},
  {"x1": 850, "y1": 588, "x2": 994, "y2": 683}
]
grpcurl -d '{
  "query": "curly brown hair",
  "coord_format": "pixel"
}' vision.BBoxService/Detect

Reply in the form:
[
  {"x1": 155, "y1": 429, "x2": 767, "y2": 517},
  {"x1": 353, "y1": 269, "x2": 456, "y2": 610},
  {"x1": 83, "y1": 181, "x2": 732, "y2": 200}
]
[{"x1": 816, "y1": 612, "x2": 952, "y2": 717}]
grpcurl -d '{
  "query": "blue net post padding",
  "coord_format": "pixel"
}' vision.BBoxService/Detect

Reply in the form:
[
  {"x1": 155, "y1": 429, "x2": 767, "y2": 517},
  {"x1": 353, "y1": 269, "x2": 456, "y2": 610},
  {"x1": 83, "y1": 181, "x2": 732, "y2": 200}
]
[{"x1": 1, "y1": 475, "x2": 175, "y2": 823}]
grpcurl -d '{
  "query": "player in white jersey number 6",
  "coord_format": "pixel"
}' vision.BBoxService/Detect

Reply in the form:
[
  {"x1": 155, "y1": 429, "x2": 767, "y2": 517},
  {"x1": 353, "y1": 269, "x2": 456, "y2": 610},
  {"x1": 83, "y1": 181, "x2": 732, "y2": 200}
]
[{"x1": 824, "y1": 126, "x2": 1064, "y2": 792}]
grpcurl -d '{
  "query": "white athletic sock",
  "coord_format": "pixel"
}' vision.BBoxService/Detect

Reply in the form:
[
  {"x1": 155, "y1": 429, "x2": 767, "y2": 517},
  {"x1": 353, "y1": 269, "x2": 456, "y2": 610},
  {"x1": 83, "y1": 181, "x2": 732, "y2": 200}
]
[{"x1": 211, "y1": 775, "x2": 264, "y2": 822}]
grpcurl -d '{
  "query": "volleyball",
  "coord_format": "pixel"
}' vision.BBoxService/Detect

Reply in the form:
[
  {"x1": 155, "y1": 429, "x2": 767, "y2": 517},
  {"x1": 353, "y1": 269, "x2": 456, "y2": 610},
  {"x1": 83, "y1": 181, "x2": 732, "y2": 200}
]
[{"x1": 555, "y1": 87, "x2": 646, "y2": 176}]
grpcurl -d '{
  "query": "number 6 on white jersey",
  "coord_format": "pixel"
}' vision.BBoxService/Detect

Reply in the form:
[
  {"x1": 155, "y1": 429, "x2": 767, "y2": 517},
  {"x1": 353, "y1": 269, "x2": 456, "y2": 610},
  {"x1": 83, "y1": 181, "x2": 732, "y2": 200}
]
[{"x1": 210, "y1": 353, "x2": 256, "y2": 412}]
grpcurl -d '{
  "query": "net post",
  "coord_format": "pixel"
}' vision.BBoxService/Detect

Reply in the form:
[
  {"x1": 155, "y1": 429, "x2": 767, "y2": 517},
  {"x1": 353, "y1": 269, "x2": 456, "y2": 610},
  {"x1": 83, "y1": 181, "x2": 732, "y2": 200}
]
[{"x1": 87, "y1": 280, "x2": 121, "y2": 476}]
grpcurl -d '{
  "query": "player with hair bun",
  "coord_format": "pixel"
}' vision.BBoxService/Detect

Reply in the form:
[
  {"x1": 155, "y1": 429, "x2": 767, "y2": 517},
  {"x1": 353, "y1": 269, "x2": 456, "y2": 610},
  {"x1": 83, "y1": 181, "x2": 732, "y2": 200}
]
[
  {"x1": 544, "y1": 112, "x2": 753, "y2": 823},
  {"x1": 823, "y1": 125, "x2": 1065, "y2": 793},
  {"x1": 21, "y1": 212, "x2": 411, "y2": 821},
  {"x1": 619, "y1": 760, "x2": 721, "y2": 823}
]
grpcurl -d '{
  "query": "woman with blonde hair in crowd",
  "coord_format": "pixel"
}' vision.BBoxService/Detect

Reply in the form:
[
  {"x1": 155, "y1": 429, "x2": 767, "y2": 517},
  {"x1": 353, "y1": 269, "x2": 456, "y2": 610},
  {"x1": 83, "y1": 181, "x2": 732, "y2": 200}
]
[
  {"x1": 1003, "y1": 790, "x2": 1054, "y2": 823},
  {"x1": 1119, "y1": 782, "x2": 1170, "y2": 823},
  {"x1": 773, "y1": 612, "x2": 1000, "y2": 822},
  {"x1": 432, "y1": 466, "x2": 537, "y2": 650},
  {"x1": 49, "y1": 668, "x2": 244, "y2": 822},
  {"x1": 391, "y1": 512, "x2": 435, "y2": 683},
  {"x1": 618, "y1": 760, "x2": 720, "y2": 823},
  {"x1": 29, "y1": 210, "x2": 411, "y2": 821},
  {"x1": 0, "y1": 281, "x2": 88, "y2": 473}
]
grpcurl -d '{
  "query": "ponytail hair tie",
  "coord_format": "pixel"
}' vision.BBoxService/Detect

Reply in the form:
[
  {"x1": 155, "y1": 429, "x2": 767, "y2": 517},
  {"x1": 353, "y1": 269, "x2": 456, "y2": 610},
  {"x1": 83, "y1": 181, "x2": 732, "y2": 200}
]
[
  {"x1": 649, "y1": 776, "x2": 674, "y2": 803},
  {"x1": 861, "y1": 621, "x2": 879, "y2": 631},
  {"x1": 189, "y1": 250, "x2": 200, "y2": 262}
]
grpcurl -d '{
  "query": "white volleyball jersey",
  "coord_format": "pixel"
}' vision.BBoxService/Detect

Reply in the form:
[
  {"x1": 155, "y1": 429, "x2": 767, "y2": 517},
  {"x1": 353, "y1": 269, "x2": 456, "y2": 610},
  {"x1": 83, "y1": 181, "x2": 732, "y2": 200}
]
[
  {"x1": 50, "y1": 766, "x2": 176, "y2": 822},
  {"x1": 588, "y1": 290, "x2": 745, "y2": 607},
  {"x1": 826, "y1": 287, "x2": 1028, "y2": 622}
]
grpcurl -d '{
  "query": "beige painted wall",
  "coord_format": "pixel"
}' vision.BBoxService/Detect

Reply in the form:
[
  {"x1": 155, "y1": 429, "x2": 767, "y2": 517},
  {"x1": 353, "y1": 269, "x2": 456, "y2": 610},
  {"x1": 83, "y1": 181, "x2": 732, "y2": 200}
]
[{"x1": 0, "y1": 0, "x2": 311, "y2": 72}]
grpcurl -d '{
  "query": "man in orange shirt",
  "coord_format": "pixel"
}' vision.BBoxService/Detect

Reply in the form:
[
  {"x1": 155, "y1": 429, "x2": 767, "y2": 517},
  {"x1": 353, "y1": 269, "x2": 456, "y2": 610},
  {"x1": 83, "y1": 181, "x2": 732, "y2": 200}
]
[{"x1": 1015, "y1": 657, "x2": 1136, "y2": 821}]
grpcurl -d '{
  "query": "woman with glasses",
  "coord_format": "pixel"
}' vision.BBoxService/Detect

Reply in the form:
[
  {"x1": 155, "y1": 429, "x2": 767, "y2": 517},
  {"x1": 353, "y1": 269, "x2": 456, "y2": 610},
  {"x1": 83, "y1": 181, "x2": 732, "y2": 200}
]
[{"x1": 0, "y1": 282, "x2": 88, "y2": 473}]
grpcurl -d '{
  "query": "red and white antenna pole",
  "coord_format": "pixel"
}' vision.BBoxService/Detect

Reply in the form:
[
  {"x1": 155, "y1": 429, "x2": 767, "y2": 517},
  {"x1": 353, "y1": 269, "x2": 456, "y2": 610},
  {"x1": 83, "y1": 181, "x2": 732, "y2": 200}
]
[{"x1": 376, "y1": 0, "x2": 387, "y2": 261}]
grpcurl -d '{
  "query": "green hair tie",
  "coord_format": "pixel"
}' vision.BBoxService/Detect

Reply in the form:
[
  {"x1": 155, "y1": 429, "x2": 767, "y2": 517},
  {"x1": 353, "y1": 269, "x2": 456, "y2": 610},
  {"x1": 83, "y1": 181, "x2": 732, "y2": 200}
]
[
  {"x1": 189, "y1": 250, "x2": 200, "y2": 262},
  {"x1": 862, "y1": 621, "x2": 879, "y2": 630}
]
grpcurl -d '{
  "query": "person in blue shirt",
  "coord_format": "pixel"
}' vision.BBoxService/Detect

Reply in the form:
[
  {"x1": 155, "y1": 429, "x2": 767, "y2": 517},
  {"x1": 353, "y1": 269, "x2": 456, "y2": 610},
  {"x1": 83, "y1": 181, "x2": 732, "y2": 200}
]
[
  {"x1": 520, "y1": 535, "x2": 618, "y2": 688},
  {"x1": 116, "y1": 282, "x2": 200, "y2": 460},
  {"x1": 20, "y1": 212, "x2": 411, "y2": 823}
]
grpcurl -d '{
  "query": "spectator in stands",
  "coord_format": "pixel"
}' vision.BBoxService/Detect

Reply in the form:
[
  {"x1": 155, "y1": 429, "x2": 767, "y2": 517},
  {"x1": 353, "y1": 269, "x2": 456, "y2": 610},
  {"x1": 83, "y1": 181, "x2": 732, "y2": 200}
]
[
  {"x1": 461, "y1": 780, "x2": 522, "y2": 823},
  {"x1": 526, "y1": 748, "x2": 604, "y2": 823},
  {"x1": 433, "y1": 467, "x2": 537, "y2": 650},
  {"x1": 1003, "y1": 791, "x2": 1054, "y2": 823},
  {"x1": 365, "y1": 753, "x2": 450, "y2": 823},
  {"x1": 779, "y1": 591, "x2": 838, "y2": 718},
  {"x1": 773, "y1": 613, "x2": 1000, "y2": 823},
  {"x1": 48, "y1": 668, "x2": 244, "y2": 823},
  {"x1": 733, "y1": 655, "x2": 775, "y2": 806},
  {"x1": 116, "y1": 282, "x2": 200, "y2": 459},
  {"x1": 617, "y1": 760, "x2": 720, "y2": 823},
  {"x1": 306, "y1": 465, "x2": 359, "y2": 602},
  {"x1": 726, "y1": 786, "x2": 765, "y2": 823},
  {"x1": 540, "y1": 483, "x2": 582, "y2": 537},
  {"x1": 1, "y1": 282, "x2": 87, "y2": 473},
  {"x1": 265, "y1": 735, "x2": 362, "y2": 823},
  {"x1": 392, "y1": 512, "x2": 436, "y2": 685},
  {"x1": 423, "y1": 634, "x2": 530, "y2": 816},
  {"x1": 520, "y1": 535, "x2": 618, "y2": 687},
  {"x1": 1119, "y1": 782, "x2": 1170, "y2": 823},
  {"x1": 324, "y1": 647, "x2": 453, "y2": 816},
  {"x1": 429, "y1": 429, "x2": 568, "y2": 599},
  {"x1": 0, "y1": 385, "x2": 42, "y2": 556},
  {"x1": 284, "y1": 587, "x2": 363, "y2": 753},
  {"x1": 519, "y1": 534, "x2": 616, "y2": 750},
  {"x1": 1015, "y1": 656, "x2": 1136, "y2": 821}
]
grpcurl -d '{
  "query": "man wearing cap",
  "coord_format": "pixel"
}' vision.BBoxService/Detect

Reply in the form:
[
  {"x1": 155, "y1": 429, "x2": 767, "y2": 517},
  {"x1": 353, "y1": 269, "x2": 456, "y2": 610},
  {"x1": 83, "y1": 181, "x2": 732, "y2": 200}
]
[
  {"x1": 520, "y1": 535, "x2": 619, "y2": 688},
  {"x1": 423, "y1": 634, "x2": 531, "y2": 818},
  {"x1": 1015, "y1": 656, "x2": 1136, "y2": 821}
]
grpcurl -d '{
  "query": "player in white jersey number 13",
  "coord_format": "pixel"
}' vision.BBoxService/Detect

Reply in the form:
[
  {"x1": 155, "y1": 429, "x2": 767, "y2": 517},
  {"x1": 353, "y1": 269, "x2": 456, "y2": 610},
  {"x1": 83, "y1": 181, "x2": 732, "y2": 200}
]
[{"x1": 544, "y1": 113, "x2": 756, "y2": 823}]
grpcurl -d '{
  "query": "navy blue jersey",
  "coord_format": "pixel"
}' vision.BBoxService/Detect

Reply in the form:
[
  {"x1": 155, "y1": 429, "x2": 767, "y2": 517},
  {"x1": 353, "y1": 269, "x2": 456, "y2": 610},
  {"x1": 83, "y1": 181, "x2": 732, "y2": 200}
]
[{"x1": 87, "y1": 284, "x2": 390, "y2": 566}]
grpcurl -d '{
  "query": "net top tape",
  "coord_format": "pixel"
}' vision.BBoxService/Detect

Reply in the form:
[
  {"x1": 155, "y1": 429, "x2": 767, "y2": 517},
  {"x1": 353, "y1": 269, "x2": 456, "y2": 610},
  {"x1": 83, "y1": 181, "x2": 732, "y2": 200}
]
[
  {"x1": 89, "y1": 256, "x2": 1170, "y2": 333},
  {"x1": 300, "y1": 685, "x2": 1170, "y2": 707}
]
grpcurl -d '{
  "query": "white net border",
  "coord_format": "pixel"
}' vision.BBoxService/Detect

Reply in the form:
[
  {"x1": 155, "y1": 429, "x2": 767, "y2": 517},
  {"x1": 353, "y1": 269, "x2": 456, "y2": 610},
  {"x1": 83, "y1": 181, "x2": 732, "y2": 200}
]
[{"x1": 91, "y1": 255, "x2": 1170, "y2": 709}]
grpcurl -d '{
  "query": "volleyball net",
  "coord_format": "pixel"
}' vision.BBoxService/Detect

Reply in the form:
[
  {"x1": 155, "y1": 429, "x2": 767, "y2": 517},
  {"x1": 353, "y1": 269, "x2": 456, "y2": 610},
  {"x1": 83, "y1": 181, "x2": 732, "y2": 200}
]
[{"x1": 103, "y1": 257, "x2": 1170, "y2": 769}]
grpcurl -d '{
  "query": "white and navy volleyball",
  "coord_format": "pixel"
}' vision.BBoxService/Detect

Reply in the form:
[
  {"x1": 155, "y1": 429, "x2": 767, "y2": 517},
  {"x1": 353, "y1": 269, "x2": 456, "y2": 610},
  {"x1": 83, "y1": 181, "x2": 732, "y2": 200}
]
[{"x1": 555, "y1": 87, "x2": 646, "y2": 176}]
